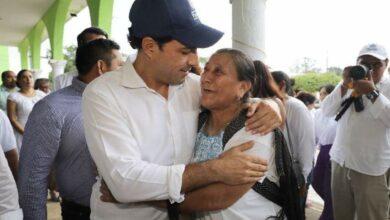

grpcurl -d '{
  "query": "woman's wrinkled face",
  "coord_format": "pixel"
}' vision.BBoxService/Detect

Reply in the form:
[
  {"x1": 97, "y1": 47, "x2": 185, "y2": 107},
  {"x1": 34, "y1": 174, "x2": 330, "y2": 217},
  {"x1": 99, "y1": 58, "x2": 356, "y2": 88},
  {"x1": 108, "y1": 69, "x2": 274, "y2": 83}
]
[
  {"x1": 200, "y1": 53, "x2": 250, "y2": 111},
  {"x1": 18, "y1": 71, "x2": 34, "y2": 89}
]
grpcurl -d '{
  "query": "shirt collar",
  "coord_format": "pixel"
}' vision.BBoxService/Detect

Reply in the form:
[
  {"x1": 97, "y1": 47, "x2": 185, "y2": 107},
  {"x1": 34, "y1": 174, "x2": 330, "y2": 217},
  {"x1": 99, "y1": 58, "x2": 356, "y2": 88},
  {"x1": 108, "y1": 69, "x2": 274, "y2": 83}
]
[
  {"x1": 120, "y1": 58, "x2": 186, "y2": 92},
  {"x1": 120, "y1": 59, "x2": 148, "y2": 89},
  {"x1": 71, "y1": 77, "x2": 87, "y2": 93}
]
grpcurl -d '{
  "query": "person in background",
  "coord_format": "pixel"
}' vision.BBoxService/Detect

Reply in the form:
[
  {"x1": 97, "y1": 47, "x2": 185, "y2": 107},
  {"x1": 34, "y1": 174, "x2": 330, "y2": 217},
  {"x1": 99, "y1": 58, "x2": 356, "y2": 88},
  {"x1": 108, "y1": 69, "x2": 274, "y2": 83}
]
[
  {"x1": 312, "y1": 84, "x2": 336, "y2": 220},
  {"x1": 34, "y1": 78, "x2": 51, "y2": 94},
  {"x1": 272, "y1": 71, "x2": 316, "y2": 217},
  {"x1": 53, "y1": 27, "x2": 108, "y2": 91},
  {"x1": 322, "y1": 43, "x2": 390, "y2": 220},
  {"x1": 18, "y1": 39, "x2": 123, "y2": 220},
  {"x1": 296, "y1": 91, "x2": 317, "y2": 118},
  {"x1": 0, "y1": 70, "x2": 17, "y2": 112},
  {"x1": 7, "y1": 70, "x2": 46, "y2": 151}
]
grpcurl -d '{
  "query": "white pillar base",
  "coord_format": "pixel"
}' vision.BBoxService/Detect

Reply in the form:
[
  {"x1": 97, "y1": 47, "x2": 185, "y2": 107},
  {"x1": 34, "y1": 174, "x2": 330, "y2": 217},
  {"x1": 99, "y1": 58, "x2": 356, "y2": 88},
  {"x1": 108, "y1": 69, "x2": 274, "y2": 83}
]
[
  {"x1": 49, "y1": 60, "x2": 67, "y2": 79},
  {"x1": 232, "y1": 0, "x2": 267, "y2": 60}
]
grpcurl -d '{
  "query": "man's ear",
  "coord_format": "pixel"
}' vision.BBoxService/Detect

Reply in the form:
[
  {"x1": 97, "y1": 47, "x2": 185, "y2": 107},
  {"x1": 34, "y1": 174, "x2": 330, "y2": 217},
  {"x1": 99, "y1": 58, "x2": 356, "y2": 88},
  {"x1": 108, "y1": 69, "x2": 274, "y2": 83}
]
[
  {"x1": 141, "y1": 37, "x2": 159, "y2": 59},
  {"x1": 96, "y1": 60, "x2": 106, "y2": 75}
]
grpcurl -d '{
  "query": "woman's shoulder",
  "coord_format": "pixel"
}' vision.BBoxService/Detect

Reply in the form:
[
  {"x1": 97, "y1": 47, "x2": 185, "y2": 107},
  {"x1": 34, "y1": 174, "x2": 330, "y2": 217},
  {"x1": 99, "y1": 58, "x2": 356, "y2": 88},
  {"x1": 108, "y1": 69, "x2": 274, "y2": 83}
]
[
  {"x1": 35, "y1": 90, "x2": 46, "y2": 98},
  {"x1": 225, "y1": 128, "x2": 274, "y2": 152},
  {"x1": 7, "y1": 91, "x2": 22, "y2": 102}
]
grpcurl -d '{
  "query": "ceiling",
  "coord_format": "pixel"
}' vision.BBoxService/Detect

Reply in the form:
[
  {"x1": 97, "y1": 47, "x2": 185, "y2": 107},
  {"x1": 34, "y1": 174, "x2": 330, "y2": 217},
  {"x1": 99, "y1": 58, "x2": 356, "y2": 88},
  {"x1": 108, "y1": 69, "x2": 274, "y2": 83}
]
[{"x1": 0, "y1": 0, "x2": 87, "y2": 46}]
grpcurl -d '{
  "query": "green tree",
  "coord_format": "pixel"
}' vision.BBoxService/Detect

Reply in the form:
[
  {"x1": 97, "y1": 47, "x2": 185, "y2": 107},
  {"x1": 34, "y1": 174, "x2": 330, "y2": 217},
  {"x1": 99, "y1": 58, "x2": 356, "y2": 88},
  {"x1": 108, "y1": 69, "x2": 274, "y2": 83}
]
[
  {"x1": 293, "y1": 72, "x2": 341, "y2": 93},
  {"x1": 64, "y1": 45, "x2": 77, "y2": 73}
]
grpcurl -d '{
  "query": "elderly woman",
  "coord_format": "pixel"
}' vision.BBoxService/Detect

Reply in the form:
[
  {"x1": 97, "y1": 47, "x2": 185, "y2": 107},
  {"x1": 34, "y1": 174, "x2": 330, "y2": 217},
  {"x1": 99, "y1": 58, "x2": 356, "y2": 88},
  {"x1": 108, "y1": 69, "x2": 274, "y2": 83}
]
[
  {"x1": 99, "y1": 50, "x2": 300, "y2": 219},
  {"x1": 171, "y1": 49, "x2": 300, "y2": 220},
  {"x1": 7, "y1": 69, "x2": 46, "y2": 151}
]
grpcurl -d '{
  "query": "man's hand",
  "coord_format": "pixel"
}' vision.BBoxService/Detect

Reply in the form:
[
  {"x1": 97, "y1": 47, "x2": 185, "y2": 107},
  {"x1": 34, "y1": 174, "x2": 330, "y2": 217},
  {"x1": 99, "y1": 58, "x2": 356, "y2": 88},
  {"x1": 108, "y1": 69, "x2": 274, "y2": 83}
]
[
  {"x1": 100, "y1": 179, "x2": 118, "y2": 203},
  {"x1": 352, "y1": 71, "x2": 375, "y2": 96},
  {"x1": 245, "y1": 99, "x2": 283, "y2": 135},
  {"x1": 212, "y1": 141, "x2": 268, "y2": 185}
]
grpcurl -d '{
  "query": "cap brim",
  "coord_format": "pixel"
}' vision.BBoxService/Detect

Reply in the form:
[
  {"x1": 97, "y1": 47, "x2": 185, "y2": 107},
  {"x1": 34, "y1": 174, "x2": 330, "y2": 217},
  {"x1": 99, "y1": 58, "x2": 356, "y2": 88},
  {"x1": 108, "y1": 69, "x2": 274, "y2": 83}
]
[
  {"x1": 173, "y1": 23, "x2": 224, "y2": 48},
  {"x1": 359, "y1": 52, "x2": 387, "y2": 61}
]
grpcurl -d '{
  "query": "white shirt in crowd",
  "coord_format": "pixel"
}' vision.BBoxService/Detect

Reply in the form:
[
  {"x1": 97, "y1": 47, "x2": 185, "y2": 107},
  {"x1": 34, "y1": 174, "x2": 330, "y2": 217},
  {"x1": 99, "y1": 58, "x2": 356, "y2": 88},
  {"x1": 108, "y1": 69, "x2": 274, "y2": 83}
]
[
  {"x1": 284, "y1": 96, "x2": 316, "y2": 180},
  {"x1": 82, "y1": 59, "x2": 200, "y2": 219},
  {"x1": 322, "y1": 75, "x2": 390, "y2": 176},
  {"x1": 53, "y1": 70, "x2": 77, "y2": 91},
  {"x1": 0, "y1": 144, "x2": 22, "y2": 220},
  {"x1": 0, "y1": 110, "x2": 17, "y2": 153},
  {"x1": 199, "y1": 128, "x2": 281, "y2": 220},
  {"x1": 314, "y1": 107, "x2": 337, "y2": 146}
]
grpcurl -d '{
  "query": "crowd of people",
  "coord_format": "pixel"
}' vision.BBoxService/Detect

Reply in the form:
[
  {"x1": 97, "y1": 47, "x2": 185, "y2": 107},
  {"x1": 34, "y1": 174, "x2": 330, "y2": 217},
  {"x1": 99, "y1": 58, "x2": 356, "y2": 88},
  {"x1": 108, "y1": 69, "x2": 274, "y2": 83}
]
[{"x1": 0, "y1": 0, "x2": 389, "y2": 219}]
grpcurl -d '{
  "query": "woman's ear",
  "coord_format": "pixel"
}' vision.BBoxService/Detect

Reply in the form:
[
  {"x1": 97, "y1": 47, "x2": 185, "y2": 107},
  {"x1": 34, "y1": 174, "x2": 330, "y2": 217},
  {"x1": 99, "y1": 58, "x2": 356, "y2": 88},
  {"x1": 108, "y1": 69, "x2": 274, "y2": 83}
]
[{"x1": 239, "y1": 81, "x2": 252, "y2": 98}]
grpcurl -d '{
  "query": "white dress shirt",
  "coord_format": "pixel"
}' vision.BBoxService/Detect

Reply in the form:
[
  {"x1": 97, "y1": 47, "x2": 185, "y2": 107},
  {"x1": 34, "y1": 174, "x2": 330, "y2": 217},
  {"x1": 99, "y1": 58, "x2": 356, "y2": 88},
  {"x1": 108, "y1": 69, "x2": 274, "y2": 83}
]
[
  {"x1": 0, "y1": 110, "x2": 17, "y2": 153},
  {"x1": 284, "y1": 96, "x2": 316, "y2": 179},
  {"x1": 314, "y1": 108, "x2": 337, "y2": 146},
  {"x1": 82, "y1": 59, "x2": 201, "y2": 219},
  {"x1": 53, "y1": 70, "x2": 77, "y2": 91},
  {"x1": 0, "y1": 145, "x2": 22, "y2": 220},
  {"x1": 199, "y1": 128, "x2": 281, "y2": 220},
  {"x1": 322, "y1": 75, "x2": 390, "y2": 176}
]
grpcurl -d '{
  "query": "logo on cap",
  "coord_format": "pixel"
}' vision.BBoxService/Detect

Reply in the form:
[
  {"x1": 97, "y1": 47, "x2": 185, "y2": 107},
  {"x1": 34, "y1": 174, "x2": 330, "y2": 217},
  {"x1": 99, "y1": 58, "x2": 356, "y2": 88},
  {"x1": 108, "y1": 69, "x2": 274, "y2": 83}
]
[{"x1": 188, "y1": 0, "x2": 200, "y2": 23}]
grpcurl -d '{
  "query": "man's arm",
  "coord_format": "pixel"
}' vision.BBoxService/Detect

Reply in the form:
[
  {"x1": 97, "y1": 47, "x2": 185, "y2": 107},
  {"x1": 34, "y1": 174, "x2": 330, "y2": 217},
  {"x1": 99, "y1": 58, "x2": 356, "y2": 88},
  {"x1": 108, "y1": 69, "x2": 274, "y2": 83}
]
[
  {"x1": 18, "y1": 100, "x2": 61, "y2": 220},
  {"x1": 180, "y1": 135, "x2": 273, "y2": 212},
  {"x1": 245, "y1": 98, "x2": 284, "y2": 135},
  {"x1": 322, "y1": 67, "x2": 353, "y2": 117},
  {"x1": 0, "y1": 110, "x2": 19, "y2": 180},
  {"x1": 0, "y1": 146, "x2": 23, "y2": 220},
  {"x1": 83, "y1": 85, "x2": 267, "y2": 204},
  {"x1": 181, "y1": 142, "x2": 267, "y2": 193}
]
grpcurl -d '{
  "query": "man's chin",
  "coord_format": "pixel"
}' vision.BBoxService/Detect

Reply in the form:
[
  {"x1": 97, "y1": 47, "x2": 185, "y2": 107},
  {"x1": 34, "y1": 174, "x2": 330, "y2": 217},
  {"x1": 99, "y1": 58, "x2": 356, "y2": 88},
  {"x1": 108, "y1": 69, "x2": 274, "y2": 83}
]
[{"x1": 169, "y1": 77, "x2": 186, "y2": 85}]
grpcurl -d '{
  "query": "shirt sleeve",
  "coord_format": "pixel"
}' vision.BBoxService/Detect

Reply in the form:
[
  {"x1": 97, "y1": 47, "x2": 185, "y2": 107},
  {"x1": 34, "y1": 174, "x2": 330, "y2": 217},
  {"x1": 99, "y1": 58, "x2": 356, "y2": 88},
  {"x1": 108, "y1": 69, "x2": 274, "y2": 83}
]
[
  {"x1": 17, "y1": 100, "x2": 61, "y2": 220},
  {"x1": 288, "y1": 103, "x2": 315, "y2": 180},
  {"x1": 0, "y1": 145, "x2": 23, "y2": 220},
  {"x1": 0, "y1": 110, "x2": 16, "y2": 152},
  {"x1": 367, "y1": 93, "x2": 390, "y2": 128},
  {"x1": 82, "y1": 85, "x2": 185, "y2": 203},
  {"x1": 321, "y1": 82, "x2": 347, "y2": 117}
]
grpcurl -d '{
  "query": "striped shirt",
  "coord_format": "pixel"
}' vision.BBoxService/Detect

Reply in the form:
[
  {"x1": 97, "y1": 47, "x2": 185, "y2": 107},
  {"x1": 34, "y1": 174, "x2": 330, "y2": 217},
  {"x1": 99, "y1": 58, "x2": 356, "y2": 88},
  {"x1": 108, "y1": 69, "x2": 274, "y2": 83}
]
[{"x1": 18, "y1": 78, "x2": 96, "y2": 220}]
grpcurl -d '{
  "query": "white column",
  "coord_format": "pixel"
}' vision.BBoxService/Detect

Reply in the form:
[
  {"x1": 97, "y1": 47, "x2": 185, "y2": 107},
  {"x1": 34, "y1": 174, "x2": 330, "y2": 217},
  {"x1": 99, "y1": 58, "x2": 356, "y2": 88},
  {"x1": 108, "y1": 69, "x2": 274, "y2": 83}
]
[
  {"x1": 49, "y1": 60, "x2": 67, "y2": 79},
  {"x1": 231, "y1": 0, "x2": 267, "y2": 60}
]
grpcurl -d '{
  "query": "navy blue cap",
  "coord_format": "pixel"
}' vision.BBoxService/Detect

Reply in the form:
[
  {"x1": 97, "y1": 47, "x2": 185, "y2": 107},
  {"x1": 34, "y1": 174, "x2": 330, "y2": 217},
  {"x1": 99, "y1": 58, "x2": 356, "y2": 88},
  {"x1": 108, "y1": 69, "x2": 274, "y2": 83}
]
[{"x1": 129, "y1": 0, "x2": 224, "y2": 48}]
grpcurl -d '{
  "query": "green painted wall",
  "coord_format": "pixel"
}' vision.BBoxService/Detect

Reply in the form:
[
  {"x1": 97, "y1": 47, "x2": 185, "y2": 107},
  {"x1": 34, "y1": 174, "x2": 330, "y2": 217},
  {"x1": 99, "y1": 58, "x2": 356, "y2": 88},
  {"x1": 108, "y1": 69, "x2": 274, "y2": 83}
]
[{"x1": 0, "y1": 46, "x2": 9, "y2": 73}]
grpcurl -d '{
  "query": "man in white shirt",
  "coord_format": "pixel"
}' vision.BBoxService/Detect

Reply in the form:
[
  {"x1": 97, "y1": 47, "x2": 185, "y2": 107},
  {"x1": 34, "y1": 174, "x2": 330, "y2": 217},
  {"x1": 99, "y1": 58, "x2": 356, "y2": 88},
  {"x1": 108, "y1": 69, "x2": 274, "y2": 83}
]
[
  {"x1": 322, "y1": 43, "x2": 390, "y2": 220},
  {"x1": 53, "y1": 27, "x2": 108, "y2": 91},
  {"x1": 0, "y1": 144, "x2": 22, "y2": 220},
  {"x1": 0, "y1": 110, "x2": 18, "y2": 180},
  {"x1": 82, "y1": 0, "x2": 282, "y2": 219}
]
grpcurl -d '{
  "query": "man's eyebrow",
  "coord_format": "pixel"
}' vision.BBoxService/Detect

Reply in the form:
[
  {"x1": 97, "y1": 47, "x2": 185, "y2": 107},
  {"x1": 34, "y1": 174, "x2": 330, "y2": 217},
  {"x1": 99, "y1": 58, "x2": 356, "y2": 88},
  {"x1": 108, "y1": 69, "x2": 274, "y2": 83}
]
[{"x1": 181, "y1": 46, "x2": 197, "y2": 53}]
